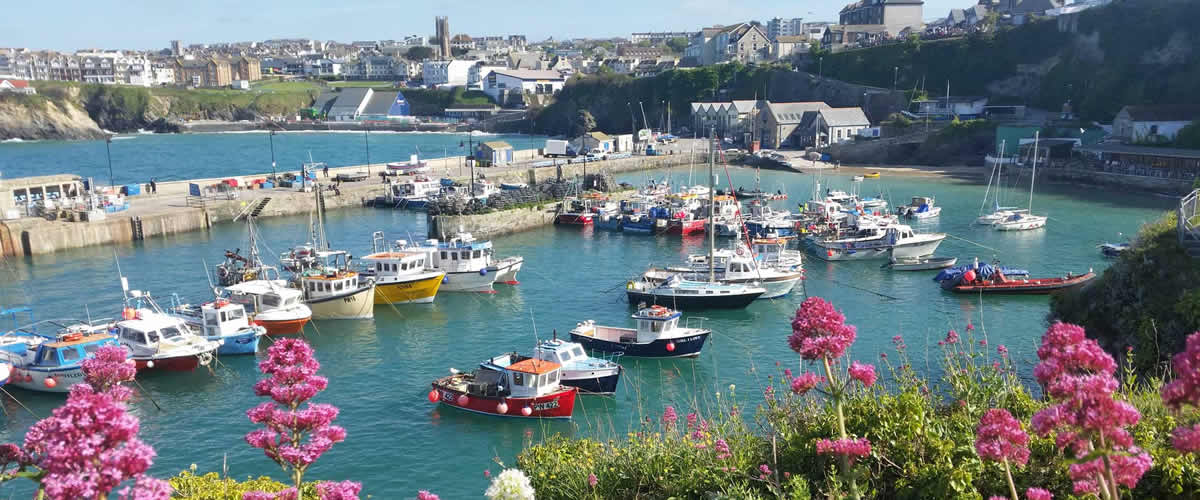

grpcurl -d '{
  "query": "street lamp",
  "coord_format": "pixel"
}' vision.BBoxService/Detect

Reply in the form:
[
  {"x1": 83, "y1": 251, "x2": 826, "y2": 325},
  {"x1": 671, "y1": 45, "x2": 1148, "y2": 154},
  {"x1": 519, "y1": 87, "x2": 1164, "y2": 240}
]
[
  {"x1": 268, "y1": 129, "x2": 277, "y2": 184},
  {"x1": 104, "y1": 135, "x2": 114, "y2": 189},
  {"x1": 363, "y1": 126, "x2": 371, "y2": 176}
]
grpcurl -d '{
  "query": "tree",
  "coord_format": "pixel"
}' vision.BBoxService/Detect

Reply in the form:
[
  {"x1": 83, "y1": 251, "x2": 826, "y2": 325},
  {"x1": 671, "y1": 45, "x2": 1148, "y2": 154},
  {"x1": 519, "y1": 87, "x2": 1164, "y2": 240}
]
[
  {"x1": 1177, "y1": 120, "x2": 1200, "y2": 150},
  {"x1": 665, "y1": 37, "x2": 689, "y2": 54},
  {"x1": 405, "y1": 46, "x2": 434, "y2": 61},
  {"x1": 573, "y1": 109, "x2": 597, "y2": 137},
  {"x1": 451, "y1": 47, "x2": 469, "y2": 57}
]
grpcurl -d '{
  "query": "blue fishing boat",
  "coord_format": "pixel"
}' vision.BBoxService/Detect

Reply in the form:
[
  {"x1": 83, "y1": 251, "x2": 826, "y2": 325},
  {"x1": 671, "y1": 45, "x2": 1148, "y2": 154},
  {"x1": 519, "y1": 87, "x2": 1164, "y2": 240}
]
[
  {"x1": 569, "y1": 305, "x2": 710, "y2": 358},
  {"x1": 0, "y1": 306, "x2": 121, "y2": 393},
  {"x1": 169, "y1": 297, "x2": 267, "y2": 356},
  {"x1": 621, "y1": 214, "x2": 655, "y2": 234},
  {"x1": 595, "y1": 213, "x2": 623, "y2": 231},
  {"x1": 532, "y1": 337, "x2": 622, "y2": 394}
]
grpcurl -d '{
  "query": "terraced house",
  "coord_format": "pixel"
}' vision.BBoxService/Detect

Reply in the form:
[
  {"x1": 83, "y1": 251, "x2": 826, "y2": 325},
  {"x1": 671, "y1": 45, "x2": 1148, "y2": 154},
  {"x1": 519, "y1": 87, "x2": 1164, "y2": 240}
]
[
  {"x1": 838, "y1": 0, "x2": 925, "y2": 36},
  {"x1": 685, "y1": 22, "x2": 771, "y2": 66}
]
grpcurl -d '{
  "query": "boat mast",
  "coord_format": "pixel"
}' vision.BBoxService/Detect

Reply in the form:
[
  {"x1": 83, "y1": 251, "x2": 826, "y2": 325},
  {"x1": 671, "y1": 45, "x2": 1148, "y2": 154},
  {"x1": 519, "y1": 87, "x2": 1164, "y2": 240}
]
[
  {"x1": 1029, "y1": 131, "x2": 1039, "y2": 213},
  {"x1": 980, "y1": 140, "x2": 1004, "y2": 216},
  {"x1": 708, "y1": 130, "x2": 716, "y2": 283}
]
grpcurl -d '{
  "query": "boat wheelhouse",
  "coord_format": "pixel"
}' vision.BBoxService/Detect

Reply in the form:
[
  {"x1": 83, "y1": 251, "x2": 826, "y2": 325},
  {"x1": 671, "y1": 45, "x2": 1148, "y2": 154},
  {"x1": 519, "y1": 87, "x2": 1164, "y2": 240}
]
[
  {"x1": 117, "y1": 292, "x2": 220, "y2": 371},
  {"x1": 569, "y1": 305, "x2": 710, "y2": 358},
  {"x1": 359, "y1": 249, "x2": 445, "y2": 304},
  {"x1": 897, "y1": 196, "x2": 941, "y2": 219},
  {"x1": 169, "y1": 298, "x2": 267, "y2": 355},
  {"x1": 431, "y1": 355, "x2": 578, "y2": 419},
  {"x1": 382, "y1": 176, "x2": 442, "y2": 210},
  {"x1": 532, "y1": 338, "x2": 621, "y2": 394},
  {"x1": 222, "y1": 280, "x2": 311, "y2": 335},
  {"x1": 0, "y1": 308, "x2": 121, "y2": 392},
  {"x1": 810, "y1": 215, "x2": 945, "y2": 261},
  {"x1": 292, "y1": 250, "x2": 376, "y2": 319}
]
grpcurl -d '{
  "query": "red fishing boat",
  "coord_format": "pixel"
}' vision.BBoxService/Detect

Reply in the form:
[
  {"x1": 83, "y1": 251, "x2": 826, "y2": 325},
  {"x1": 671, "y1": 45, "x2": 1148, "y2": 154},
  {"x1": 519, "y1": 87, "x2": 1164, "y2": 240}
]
[
  {"x1": 429, "y1": 354, "x2": 578, "y2": 419},
  {"x1": 943, "y1": 270, "x2": 1096, "y2": 294},
  {"x1": 667, "y1": 214, "x2": 707, "y2": 236}
]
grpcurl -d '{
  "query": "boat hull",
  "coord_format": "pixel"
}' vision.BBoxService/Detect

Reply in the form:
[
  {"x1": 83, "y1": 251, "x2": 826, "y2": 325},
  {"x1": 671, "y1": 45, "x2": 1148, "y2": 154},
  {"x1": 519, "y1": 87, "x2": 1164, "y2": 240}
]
[
  {"x1": 560, "y1": 368, "x2": 621, "y2": 394},
  {"x1": 440, "y1": 270, "x2": 498, "y2": 292},
  {"x1": 888, "y1": 257, "x2": 958, "y2": 271},
  {"x1": 555, "y1": 214, "x2": 594, "y2": 225},
  {"x1": 7, "y1": 366, "x2": 85, "y2": 393},
  {"x1": 667, "y1": 219, "x2": 707, "y2": 236},
  {"x1": 570, "y1": 331, "x2": 709, "y2": 358},
  {"x1": 491, "y1": 257, "x2": 523, "y2": 284},
  {"x1": 213, "y1": 331, "x2": 261, "y2": 355},
  {"x1": 257, "y1": 316, "x2": 309, "y2": 335},
  {"x1": 308, "y1": 285, "x2": 376, "y2": 319},
  {"x1": 431, "y1": 384, "x2": 577, "y2": 419},
  {"x1": 625, "y1": 289, "x2": 761, "y2": 310},
  {"x1": 945, "y1": 272, "x2": 1095, "y2": 294},
  {"x1": 374, "y1": 274, "x2": 442, "y2": 304},
  {"x1": 994, "y1": 218, "x2": 1047, "y2": 231},
  {"x1": 133, "y1": 354, "x2": 204, "y2": 372},
  {"x1": 892, "y1": 238, "x2": 946, "y2": 260}
]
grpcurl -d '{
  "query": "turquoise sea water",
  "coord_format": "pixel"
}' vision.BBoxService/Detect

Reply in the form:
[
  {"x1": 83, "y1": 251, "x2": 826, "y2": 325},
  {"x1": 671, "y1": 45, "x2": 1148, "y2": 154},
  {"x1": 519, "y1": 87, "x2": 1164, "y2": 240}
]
[
  {"x1": 0, "y1": 131, "x2": 547, "y2": 184},
  {"x1": 0, "y1": 142, "x2": 1175, "y2": 497}
]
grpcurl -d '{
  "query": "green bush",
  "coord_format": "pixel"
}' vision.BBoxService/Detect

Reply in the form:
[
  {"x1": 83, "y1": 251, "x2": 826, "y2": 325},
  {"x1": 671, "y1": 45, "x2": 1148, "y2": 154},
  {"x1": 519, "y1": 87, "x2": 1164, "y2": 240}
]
[{"x1": 168, "y1": 469, "x2": 319, "y2": 499}]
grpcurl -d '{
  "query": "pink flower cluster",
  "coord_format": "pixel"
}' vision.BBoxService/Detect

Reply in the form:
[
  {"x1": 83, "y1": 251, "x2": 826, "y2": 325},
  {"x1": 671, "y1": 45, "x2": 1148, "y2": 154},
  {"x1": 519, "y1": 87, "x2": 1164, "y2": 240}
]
[
  {"x1": 790, "y1": 372, "x2": 824, "y2": 395},
  {"x1": 944, "y1": 329, "x2": 960, "y2": 345},
  {"x1": 245, "y1": 339, "x2": 349, "y2": 489},
  {"x1": 316, "y1": 481, "x2": 362, "y2": 500},
  {"x1": 974, "y1": 408, "x2": 1030, "y2": 466},
  {"x1": 816, "y1": 437, "x2": 872, "y2": 465},
  {"x1": 789, "y1": 297, "x2": 857, "y2": 361},
  {"x1": 21, "y1": 384, "x2": 168, "y2": 500},
  {"x1": 1162, "y1": 332, "x2": 1200, "y2": 454},
  {"x1": 80, "y1": 345, "x2": 137, "y2": 394},
  {"x1": 1030, "y1": 322, "x2": 1151, "y2": 495},
  {"x1": 714, "y1": 438, "x2": 731, "y2": 460},
  {"x1": 1024, "y1": 487, "x2": 1053, "y2": 500},
  {"x1": 847, "y1": 362, "x2": 876, "y2": 388},
  {"x1": 416, "y1": 491, "x2": 440, "y2": 500},
  {"x1": 587, "y1": 472, "x2": 598, "y2": 488},
  {"x1": 662, "y1": 405, "x2": 678, "y2": 428},
  {"x1": 1172, "y1": 424, "x2": 1200, "y2": 453}
]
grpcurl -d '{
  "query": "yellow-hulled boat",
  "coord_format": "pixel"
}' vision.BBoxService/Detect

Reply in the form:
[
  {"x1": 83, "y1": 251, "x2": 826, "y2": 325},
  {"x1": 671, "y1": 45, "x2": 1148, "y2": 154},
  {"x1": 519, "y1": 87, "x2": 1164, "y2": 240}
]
[
  {"x1": 863, "y1": 172, "x2": 881, "y2": 178},
  {"x1": 293, "y1": 250, "x2": 376, "y2": 320},
  {"x1": 360, "y1": 251, "x2": 445, "y2": 304}
]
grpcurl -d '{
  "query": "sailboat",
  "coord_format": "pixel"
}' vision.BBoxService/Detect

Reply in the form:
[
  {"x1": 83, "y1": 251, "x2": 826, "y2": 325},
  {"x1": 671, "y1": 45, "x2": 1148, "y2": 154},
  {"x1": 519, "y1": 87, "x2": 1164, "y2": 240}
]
[
  {"x1": 283, "y1": 184, "x2": 377, "y2": 319},
  {"x1": 976, "y1": 140, "x2": 1027, "y2": 225},
  {"x1": 994, "y1": 132, "x2": 1048, "y2": 231},
  {"x1": 625, "y1": 136, "x2": 766, "y2": 310}
]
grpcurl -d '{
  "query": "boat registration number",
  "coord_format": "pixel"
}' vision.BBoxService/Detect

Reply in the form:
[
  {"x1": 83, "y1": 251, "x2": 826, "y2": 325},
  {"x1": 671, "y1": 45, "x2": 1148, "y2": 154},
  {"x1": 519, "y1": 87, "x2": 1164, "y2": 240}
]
[{"x1": 531, "y1": 400, "x2": 560, "y2": 411}]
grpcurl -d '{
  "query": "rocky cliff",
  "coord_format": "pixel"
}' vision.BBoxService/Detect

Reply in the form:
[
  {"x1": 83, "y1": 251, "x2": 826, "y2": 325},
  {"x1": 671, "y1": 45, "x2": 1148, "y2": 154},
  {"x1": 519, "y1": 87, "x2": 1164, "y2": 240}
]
[{"x1": 0, "y1": 91, "x2": 106, "y2": 141}]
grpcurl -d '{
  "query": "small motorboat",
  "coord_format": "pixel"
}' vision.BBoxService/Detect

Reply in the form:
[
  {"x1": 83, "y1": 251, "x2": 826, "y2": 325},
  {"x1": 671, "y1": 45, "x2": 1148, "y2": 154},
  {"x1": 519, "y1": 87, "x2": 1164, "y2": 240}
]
[
  {"x1": 625, "y1": 275, "x2": 765, "y2": 310},
  {"x1": 934, "y1": 262, "x2": 1093, "y2": 294},
  {"x1": 1098, "y1": 242, "x2": 1130, "y2": 258},
  {"x1": 570, "y1": 305, "x2": 710, "y2": 358},
  {"x1": 115, "y1": 291, "x2": 220, "y2": 371},
  {"x1": 430, "y1": 355, "x2": 578, "y2": 419},
  {"x1": 852, "y1": 175, "x2": 865, "y2": 182},
  {"x1": 0, "y1": 309, "x2": 121, "y2": 392},
  {"x1": 223, "y1": 280, "x2": 312, "y2": 335},
  {"x1": 533, "y1": 337, "x2": 621, "y2": 394},
  {"x1": 896, "y1": 196, "x2": 941, "y2": 220},
  {"x1": 863, "y1": 172, "x2": 881, "y2": 179},
  {"x1": 884, "y1": 256, "x2": 958, "y2": 271},
  {"x1": 169, "y1": 298, "x2": 267, "y2": 355}
]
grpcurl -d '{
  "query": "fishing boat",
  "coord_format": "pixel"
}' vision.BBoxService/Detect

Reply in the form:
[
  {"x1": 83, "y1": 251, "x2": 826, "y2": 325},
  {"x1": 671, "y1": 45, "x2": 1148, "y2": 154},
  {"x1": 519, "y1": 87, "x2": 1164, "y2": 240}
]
[
  {"x1": 810, "y1": 214, "x2": 945, "y2": 261},
  {"x1": 376, "y1": 230, "x2": 523, "y2": 292},
  {"x1": 168, "y1": 297, "x2": 267, "y2": 355},
  {"x1": 1099, "y1": 242, "x2": 1130, "y2": 258},
  {"x1": 570, "y1": 305, "x2": 710, "y2": 358},
  {"x1": 386, "y1": 153, "x2": 431, "y2": 175},
  {"x1": 222, "y1": 280, "x2": 311, "y2": 335},
  {"x1": 864, "y1": 172, "x2": 881, "y2": 179},
  {"x1": 115, "y1": 290, "x2": 220, "y2": 371},
  {"x1": 643, "y1": 240, "x2": 804, "y2": 299},
  {"x1": 380, "y1": 175, "x2": 441, "y2": 210},
  {"x1": 897, "y1": 196, "x2": 941, "y2": 220},
  {"x1": 358, "y1": 250, "x2": 443, "y2": 304},
  {"x1": 752, "y1": 238, "x2": 805, "y2": 268},
  {"x1": 554, "y1": 197, "x2": 598, "y2": 225},
  {"x1": 940, "y1": 270, "x2": 1096, "y2": 294},
  {"x1": 284, "y1": 185, "x2": 377, "y2": 319},
  {"x1": 0, "y1": 307, "x2": 120, "y2": 392},
  {"x1": 994, "y1": 133, "x2": 1048, "y2": 231},
  {"x1": 533, "y1": 337, "x2": 621, "y2": 394},
  {"x1": 621, "y1": 213, "x2": 655, "y2": 234},
  {"x1": 626, "y1": 276, "x2": 765, "y2": 309},
  {"x1": 500, "y1": 182, "x2": 528, "y2": 190},
  {"x1": 430, "y1": 355, "x2": 578, "y2": 419},
  {"x1": 884, "y1": 256, "x2": 958, "y2": 271},
  {"x1": 743, "y1": 203, "x2": 796, "y2": 238}
]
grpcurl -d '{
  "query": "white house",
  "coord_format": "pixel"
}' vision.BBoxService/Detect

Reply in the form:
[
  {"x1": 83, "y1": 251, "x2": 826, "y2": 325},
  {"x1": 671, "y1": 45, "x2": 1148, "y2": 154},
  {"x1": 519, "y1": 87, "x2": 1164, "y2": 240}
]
[
  {"x1": 327, "y1": 88, "x2": 373, "y2": 121},
  {"x1": 912, "y1": 96, "x2": 989, "y2": 119},
  {"x1": 482, "y1": 69, "x2": 564, "y2": 104},
  {"x1": 1112, "y1": 105, "x2": 1200, "y2": 144},
  {"x1": 467, "y1": 63, "x2": 506, "y2": 90},
  {"x1": 691, "y1": 100, "x2": 760, "y2": 138},
  {"x1": 0, "y1": 79, "x2": 36, "y2": 95},
  {"x1": 421, "y1": 60, "x2": 475, "y2": 88},
  {"x1": 816, "y1": 107, "x2": 871, "y2": 146},
  {"x1": 304, "y1": 59, "x2": 343, "y2": 77}
]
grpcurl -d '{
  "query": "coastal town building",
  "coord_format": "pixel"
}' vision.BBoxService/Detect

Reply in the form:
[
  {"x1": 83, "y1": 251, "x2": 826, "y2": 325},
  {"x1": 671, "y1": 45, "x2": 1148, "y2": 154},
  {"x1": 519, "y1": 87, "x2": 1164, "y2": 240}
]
[
  {"x1": 482, "y1": 69, "x2": 564, "y2": 105},
  {"x1": 630, "y1": 32, "x2": 693, "y2": 45},
  {"x1": 772, "y1": 36, "x2": 808, "y2": 60},
  {"x1": 911, "y1": 96, "x2": 990, "y2": 120},
  {"x1": 577, "y1": 131, "x2": 615, "y2": 152},
  {"x1": 435, "y1": 16, "x2": 451, "y2": 59},
  {"x1": 838, "y1": 0, "x2": 925, "y2": 36},
  {"x1": 422, "y1": 60, "x2": 475, "y2": 88},
  {"x1": 174, "y1": 57, "x2": 232, "y2": 87},
  {"x1": 467, "y1": 63, "x2": 506, "y2": 90},
  {"x1": 686, "y1": 23, "x2": 771, "y2": 66},
  {"x1": 0, "y1": 79, "x2": 35, "y2": 95},
  {"x1": 476, "y1": 141, "x2": 514, "y2": 166},
  {"x1": 617, "y1": 46, "x2": 664, "y2": 59},
  {"x1": 766, "y1": 18, "x2": 805, "y2": 41},
  {"x1": 327, "y1": 88, "x2": 373, "y2": 121},
  {"x1": 691, "y1": 100, "x2": 761, "y2": 139},
  {"x1": 358, "y1": 90, "x2": 410, "y2": 121},
  {"x1": 821, "y1": 24, "x2": 891, "y2": 51},
  {"x1": 759, "y1": 101, "x2": 832, "y2": 148},
  {"x1": 1112, "y1": 105, "x2": 1200, "y2": 145}
]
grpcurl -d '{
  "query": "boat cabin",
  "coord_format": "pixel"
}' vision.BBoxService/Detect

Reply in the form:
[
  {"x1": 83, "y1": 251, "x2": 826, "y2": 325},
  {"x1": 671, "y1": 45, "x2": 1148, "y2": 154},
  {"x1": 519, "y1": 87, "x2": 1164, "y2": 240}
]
[
  {"x1": 630, "y1": 306, "x2": 681, "y2": 342},
  {"x1": 360, "y1": 251, "x2": 429, "y2": 282},
  {"x1": 116, "y1": 315, "x2": 191, "y2": 356},
  {"x1": 296, "y1": 250, "x2": 363, "y2": 299},
  {"x1": 388, "y1": 177, "x2": 441, "y2": 201},
  {"x1": 481, "y1": 354, "x2": 563, "y2": 398},
  {"x1": 29, "y1": 333, "x2": 118, "y2": 369},
  {"x1": 225, "y1": 282, "x2": 305, "y2": 315},
  {"x1": 193, "y1": 301, "x2": 251, "y2": 339},
  {"x1": 416, "y1": 235, "x2": 493, "y2": 273},
  {"x1": 533, "y1": 339, "x2": 589, "y2": 367},
  {"x1": 702, "y1": 195, "x2": 741, "y2": 218}
]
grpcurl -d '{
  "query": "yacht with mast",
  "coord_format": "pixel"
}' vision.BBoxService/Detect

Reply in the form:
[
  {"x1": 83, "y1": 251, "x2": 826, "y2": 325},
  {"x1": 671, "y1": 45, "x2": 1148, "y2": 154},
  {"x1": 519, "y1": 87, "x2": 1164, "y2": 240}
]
[
  {"x1": 976, "y1": 140, "x2": 1028, "y2": 225},
  {"x1": 994, "y1": 132, "x2": 1048, "y2": 231}
]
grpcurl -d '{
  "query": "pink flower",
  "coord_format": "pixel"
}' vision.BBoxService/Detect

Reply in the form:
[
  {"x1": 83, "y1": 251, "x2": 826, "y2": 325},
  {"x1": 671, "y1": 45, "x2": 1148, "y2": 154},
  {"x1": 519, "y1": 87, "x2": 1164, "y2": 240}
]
[
  {"x1": 759, "y1": 464, "x2": 771, "y2": 475},
  {"x1": 997, "y1": 345, "x2": 1009, "y2": 356},
  {"x1": 1025, "y1": 487, "x2": 1053, "y2": 500},
  {"x1": 815, "y1": 437, "x2": 871, "y2": 464},
  {"x1": 783, "y1": 368, "x2": 793, "y2": 378},
  {"x1": 484, "y1": 469, "x2": 491, "y2": 478},
  {"x1": 974, "y1": 408, "x2": 1030, "y2": 466},
  {"x1": 415, "y1": 490, "x2": 439, "y2": 500},
  {"x1": 81, "y1": 345, "x2": 137, "y2": 395},
  {"x1": 966, "y1": 322, "x2": 975, "y2": 331},
  {"x1": 661, "y1": 405, "x2": 678, "y2": 428},
  {"x1": 790, "y1": 373, "x2": 823, "y2": 395},
  {"x1": 979, "y1": 339, "x2": 988, "y2": 346},
  {"x1": 788, "y1": 297, "x2": 857, "y2": 361},
  {"x1": 1162, "y1": 332, "x2": 1200, "y2": 411},
  {"x1": 1172, "y1": 424, "x2": 1200, "y2": 453},
  {"x1": 763, "y1": 385, "x2": 775, "y2": 401},
  {"x1": 848, "y1": 362, "x2": 877, "y2": 388},
  {"x1": 879, "y1": 352, "x2": 887, "y2": 359},
  {"x1": 588, "y1": 472, "x2": 598, "y2": 488},
  {"x1": 714, "y1": 438, "x2": 731, "y2": 459},
  {"x1": 944, "y1": 330, "x2": 960, "y2": 345},
  {"x1": 316, "y1": 480, "x2": 361, "y2": 500},
  {"x1": 117, "y1": 476, "x2": 172, "y2": 500}
]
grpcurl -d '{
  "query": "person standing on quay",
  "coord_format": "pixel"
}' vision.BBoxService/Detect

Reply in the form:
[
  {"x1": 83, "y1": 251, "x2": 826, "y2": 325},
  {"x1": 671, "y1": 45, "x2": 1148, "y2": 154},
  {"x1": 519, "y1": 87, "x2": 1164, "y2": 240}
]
[{"x1": 149, "y1": 178, "x2": 157, "y2": 194}]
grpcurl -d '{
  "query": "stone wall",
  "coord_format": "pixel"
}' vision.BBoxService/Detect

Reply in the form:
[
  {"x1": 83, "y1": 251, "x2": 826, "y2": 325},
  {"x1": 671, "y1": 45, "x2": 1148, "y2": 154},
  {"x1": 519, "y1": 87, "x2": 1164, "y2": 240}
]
[
  {"x1": 428, "y1": 205, "x2": 557, "y2": 240},
  {"x1": 1015, "y1": 167, "x2": 1194, "y2": 196}
]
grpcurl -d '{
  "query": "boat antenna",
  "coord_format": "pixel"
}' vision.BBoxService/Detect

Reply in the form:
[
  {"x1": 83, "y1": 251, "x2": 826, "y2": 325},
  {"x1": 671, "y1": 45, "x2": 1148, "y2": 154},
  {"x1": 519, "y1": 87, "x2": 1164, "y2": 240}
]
[
  {"x1": 708, "y1": 128, "x2": 716, "y2": 284},
  {"x1": 529, "y1": 308, "x2": 541, "y2": 350},
  {"x1": 114, "y1": 252, "x2": 129, "y2": 303},
  {"x1": 202, "y1": 258, "x2": 217, "y2": 297}
]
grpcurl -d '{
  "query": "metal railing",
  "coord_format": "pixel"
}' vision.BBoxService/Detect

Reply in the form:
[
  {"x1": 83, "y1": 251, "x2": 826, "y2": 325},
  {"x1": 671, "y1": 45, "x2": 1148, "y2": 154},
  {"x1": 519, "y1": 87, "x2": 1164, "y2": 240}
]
[{"x1": 1179, "y1": 188, "x2": 1200, "y2": 244}]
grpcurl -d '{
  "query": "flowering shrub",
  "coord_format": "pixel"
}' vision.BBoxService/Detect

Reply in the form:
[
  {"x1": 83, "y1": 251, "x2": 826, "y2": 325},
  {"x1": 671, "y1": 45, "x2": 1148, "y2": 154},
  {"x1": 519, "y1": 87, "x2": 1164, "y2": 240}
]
[
  {"x1": 1163, "y1": 331, "x2": 1200, "y2": 454},
  {"x1": 0, "y1": 344, "x2": 169, "y2": 500},
  {"x1": 243, "y1": 339, "x2": 358, "y2": 499},
  {"x1": 485, "y1": 469, "x2": 536, "y2": 500}
]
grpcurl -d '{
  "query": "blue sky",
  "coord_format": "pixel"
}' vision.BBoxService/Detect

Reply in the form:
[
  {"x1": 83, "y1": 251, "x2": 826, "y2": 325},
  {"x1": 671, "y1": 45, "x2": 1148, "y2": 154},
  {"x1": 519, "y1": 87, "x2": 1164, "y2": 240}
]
[{"x1": 3, "y1": 0, "x2": 967, "y2": 52}]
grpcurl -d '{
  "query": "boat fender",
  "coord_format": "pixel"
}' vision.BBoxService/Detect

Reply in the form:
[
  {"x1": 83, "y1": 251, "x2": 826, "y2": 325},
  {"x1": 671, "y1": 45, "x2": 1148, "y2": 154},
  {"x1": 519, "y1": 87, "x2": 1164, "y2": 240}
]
[
  {"x1": 496, "y1": 401, "x2": 509, "y2": 414},
  {"x1": 626, "y1": 281, "x2": 634, "y2": 290},
  {"x1": 479, "y1": 268, "x2": 487, "y2": 276},
  {"x1": 521, "y1": 406, "x2": 533, "y2": 416},
  {"x1": 44, "y1": 377, "x2": 57, "y2": 389},
  {"x1": 442, "y1": 275, "x2": 449, "y2": 284},
  {"x1": 427, "y1": 390, "x2": 439, "y2": 403},
  {"x1": 456, "y1": 394, "x2": 470, "y2": 406},
  {"x1": 666, "y1": 342, "x2": 676, "y2": 352}
]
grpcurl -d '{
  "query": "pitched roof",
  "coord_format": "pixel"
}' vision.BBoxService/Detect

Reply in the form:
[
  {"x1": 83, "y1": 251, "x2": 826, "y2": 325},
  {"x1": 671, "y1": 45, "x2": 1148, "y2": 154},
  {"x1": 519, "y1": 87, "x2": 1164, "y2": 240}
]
[
  {"x1": 481, "y1": 140, "x2": 513, "y2": 150},
  {"x1": 0, "y1": 79, "x2": 29, "y2": 88},
  {"x1": 362, "y1": 91, "x2": 398, "y2": 115},
  {"x1": 1120, "y1": 105, "x2": 1200, "y2": 123},
  {"x1": 731, "y1": 100, "x2": 758, "y2": 113},
  {"x1": 820, "y1": 107, "x2": 871, "y2": 127},
  {"x1": 588, "y1": 132, "x2": 612, "y2": 141},
  {"x1": 328, "y1": 88, "x2": 371, "y2": 111},
  {"x1": 491, "y1": 69, "x2": 564, "y2": 81},
  {"x1": 767, "y1": 101, "x2": 831, "y2": 124}
]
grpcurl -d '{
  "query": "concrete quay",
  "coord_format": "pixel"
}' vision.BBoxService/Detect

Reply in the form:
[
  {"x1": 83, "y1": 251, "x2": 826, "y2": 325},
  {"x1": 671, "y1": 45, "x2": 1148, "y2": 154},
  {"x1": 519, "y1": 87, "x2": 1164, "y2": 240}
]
[{"x1": 0, "y1": 148, "x2": 701, "y2": 258}]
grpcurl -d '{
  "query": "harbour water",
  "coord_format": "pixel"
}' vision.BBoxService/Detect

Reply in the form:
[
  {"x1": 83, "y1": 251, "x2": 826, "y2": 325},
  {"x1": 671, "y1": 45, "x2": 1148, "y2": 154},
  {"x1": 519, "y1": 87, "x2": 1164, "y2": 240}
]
[
  {"x1": 0, "y1": 147, "x2": 1174, "y2": 496},
  {"x1": 0, "y1": 131, "x2": 547, "y2": 184}
]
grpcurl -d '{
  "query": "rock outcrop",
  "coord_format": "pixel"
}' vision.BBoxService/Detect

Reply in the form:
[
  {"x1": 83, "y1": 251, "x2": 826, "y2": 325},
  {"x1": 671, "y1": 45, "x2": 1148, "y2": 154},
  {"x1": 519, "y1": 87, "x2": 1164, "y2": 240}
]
[{"x1": 0, "y1": 94, "x2": 106, "y2": 141}]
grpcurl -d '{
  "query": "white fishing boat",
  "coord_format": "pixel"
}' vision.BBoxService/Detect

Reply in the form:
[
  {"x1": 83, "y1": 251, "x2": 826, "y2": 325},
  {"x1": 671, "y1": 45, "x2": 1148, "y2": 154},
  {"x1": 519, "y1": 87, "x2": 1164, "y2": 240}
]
[
  {"x1": 811, "y1": 214, "x2": 945, "y2": 261},
  {"x1": 897, "y1": 196, "x2": 942, "y2": 219},
  {"x1": 387, "y1": 230, "x2": 524, "y2": 292},
  {"x1": 168, "y1": 297, "x2": 267, "y2": 356},
  {"x1": 223, "y1": 279, "x2": 312, "y2": 335},
  {"x1": 283, "y1": 185, "x2": 377, "y2": 319},
  {"x1": 533, "y1": 337, "x2": 621, "y2": 394},
  {"x1": 884, "y1": 256, "x2": 958, "y2": 271},
  {"x1": 115, "y1": 289, "x2": 220, "y2": 372},
  {"x1": 751, "y1": 237, "x2": 805, "y2": 268},
  {"x1": 995, "y1": 132, "x2": 1048, "y2": 232},
  {"x1": 0, "y1": 308, "x2": 120, "y2": 393},
  {"x1": 386, "y1": 153, "x2": 431, "y2": 174},
  {"x1": 381, "y1": 175, "x2": 441, "y2": 210},
  {"x1": 644, "y1": 240, "x2": 803, "y2": 299}
]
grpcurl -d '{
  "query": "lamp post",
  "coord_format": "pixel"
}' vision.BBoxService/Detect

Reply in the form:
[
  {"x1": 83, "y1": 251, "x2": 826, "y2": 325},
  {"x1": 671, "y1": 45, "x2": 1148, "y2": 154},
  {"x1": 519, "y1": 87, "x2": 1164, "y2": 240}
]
[
  {"x1": 363, "y1": 126, "x2": 371, "y2": 176},
  {"x1": 104, "y1": 135, "x2": 114, "y2": 189},
  {"x1": 268, "y1": 129, "x2": 277, "y2": 184},
  {"x1": 893, "y1": 66, "x2": 898, "y2": 91},
  {"x1": 818, "y1": 57, "x2": 823, "y2": 78}
]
